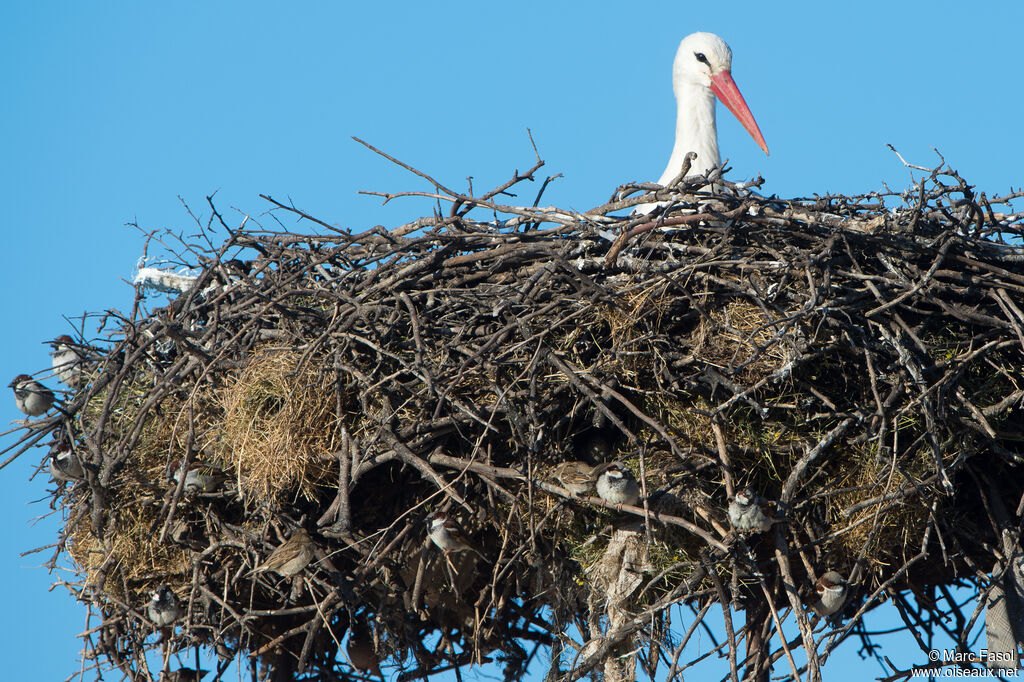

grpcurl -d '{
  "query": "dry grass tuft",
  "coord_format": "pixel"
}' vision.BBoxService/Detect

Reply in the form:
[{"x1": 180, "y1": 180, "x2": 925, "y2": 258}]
[
  {"x1": 216, "y1": 347, "x2": 340, "y2": 504},
  {"x1": 68, "y1": 506, "x2": 191, "y2": 600},
  {"x1": 696, "y1": 299, "x2": 793, "y2": 384}
]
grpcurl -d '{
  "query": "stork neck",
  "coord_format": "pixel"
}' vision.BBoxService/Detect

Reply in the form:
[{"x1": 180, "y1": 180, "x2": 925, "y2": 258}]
[{"x1": 658, "y1": 82, "x2": 719, "y2": 185}]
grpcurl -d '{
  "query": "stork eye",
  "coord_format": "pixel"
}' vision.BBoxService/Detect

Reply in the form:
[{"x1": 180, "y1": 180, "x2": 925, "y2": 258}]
[{"x1": 694, "y1": 52, "x2": 709, "y2": 65}]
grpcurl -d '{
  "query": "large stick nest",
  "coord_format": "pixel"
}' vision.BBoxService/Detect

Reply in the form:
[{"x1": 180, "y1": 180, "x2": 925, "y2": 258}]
[{"x1": 8, "y1": 147, "x2": 1024, "y2": 681}]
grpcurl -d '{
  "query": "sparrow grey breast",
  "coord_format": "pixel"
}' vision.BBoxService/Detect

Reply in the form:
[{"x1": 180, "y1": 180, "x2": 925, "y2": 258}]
[
  {"x1": 812, "y1": 570, "x2": 848, "y2": 617},
  {"x1": 148, "y1": 585, "x2": 183, "y2": 626},
  {"x1": 49, "y1": 443, "x2": 84, "y2": 482},
  {"x1": 9, "y1": 374, "x2": 54, "y2": 416},
  {"x1": 50, "y1": 335, "x2": 84, "y2": 387},
  {"x1": 596, "y1": 463, "x2": 640, "y2": 507},
  {"x1": 427, "y1": 511, "x2": 484, "y2": 558},
  {"x1": 728, "y1": 488, "x2": 775, "y2": 533}
]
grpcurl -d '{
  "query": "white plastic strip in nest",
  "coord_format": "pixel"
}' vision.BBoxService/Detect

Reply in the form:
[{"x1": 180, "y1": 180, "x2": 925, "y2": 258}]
[{"x1": 134, "y1": 262, "x2": 200, "y2": 294}]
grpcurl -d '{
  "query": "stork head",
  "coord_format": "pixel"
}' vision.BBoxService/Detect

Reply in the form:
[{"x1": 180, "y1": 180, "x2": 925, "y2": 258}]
[
  {"x1": 673, "y1": 32, "x2": 733, "y2": 88},
  {"x1": 673, "y1": 32, "x2": 768, "y2": 155}
]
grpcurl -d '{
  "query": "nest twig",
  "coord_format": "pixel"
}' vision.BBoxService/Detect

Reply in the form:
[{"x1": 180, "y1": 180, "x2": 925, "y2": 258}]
[{"x1": 4, "y1": 142, "x2": 1024, "y2": 681}]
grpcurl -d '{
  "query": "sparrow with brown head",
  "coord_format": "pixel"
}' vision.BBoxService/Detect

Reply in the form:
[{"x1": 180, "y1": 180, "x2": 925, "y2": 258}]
[
  {"x1": 50, "y1": 334, "x2": 87, "y2": 387},
  {"x1": 427, "y1": 511, "x2": 486, "y2": 561},
  {"x1": 9, "y1": 374, "x2": 54, "y2": 417},
  {"x1": 728, "y1": 488, "x2": 777, "y2": 533},
  {"x1": 811, "y1": 571, "x2": 848, "y2": 617},
  {"x1": 595, "y1": 462, "x2": 640, "y2": 509},
  {"x1": 148, "y1": 585, "x2": 183, "y2": 627}
]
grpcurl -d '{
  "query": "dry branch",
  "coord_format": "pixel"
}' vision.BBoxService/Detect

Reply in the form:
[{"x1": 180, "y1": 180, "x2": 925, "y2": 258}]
[{"x1": 4, "y1": 147, "x2": 1024, "y2": 681}]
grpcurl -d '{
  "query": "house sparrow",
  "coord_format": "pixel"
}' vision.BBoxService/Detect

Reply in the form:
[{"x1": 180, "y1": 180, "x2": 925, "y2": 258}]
[
  {"x1": 427, "y1": 511, "x2": 485, "y2": 560},
  {"x1": 49, "y1": 443, "x2": 84, "y2": 482},
  {"x1": 727, "y1": 488, "x2": 776, "y2": 533},
  {"x1": 147, "y1": 585, "x2": 183, "y2": 627},
  {"x1": 160, "y1": 668, "x2": 207, "y2": 682},
  {"x1": 347, "y1": 620, "x2": 383, "y2": 678},
  {"x1": 9, "y1": 374, "x2": 54, "y2": 417},
  {"x1": 549, "y1": 461, "x2": 597, "y2": 496},
  {"x1": 249, "y1": 529, "x2": 314, "y2": 577},
  {"x1": 169, "y1": 459, "x2": 225, "y2": 494},
  {"x1": 811, "y1": 571, "x2": 848, "y2": 617},
  {"x1": 595, "y1": 462, "x2": 640, "y2": 508},
  {"x1": 49, "y1": 334, "x2": 86, "y2": 387}
]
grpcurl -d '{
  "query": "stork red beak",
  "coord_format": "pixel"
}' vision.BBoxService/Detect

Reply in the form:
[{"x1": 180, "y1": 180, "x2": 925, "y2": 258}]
[{"x1": 710, "y1": 70, "x2": 769, "y2": 156}]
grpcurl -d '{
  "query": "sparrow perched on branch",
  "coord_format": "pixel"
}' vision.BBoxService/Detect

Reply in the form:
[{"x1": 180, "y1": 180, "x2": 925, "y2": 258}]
[
  {"x1": 595, "y1": 462, "x2": 640, "y2": 508},
  {"x1": 147, "y1": 585, "x2": 183, "y2": 627},
  {"x1": 727, "y1": 488, "x2": 777, "y2": 533},
  {"x1": 810, "y1": 571, "x2": 848, "y2": 617},
  {"x1": 9, "y1": 374, "x2": 54, "y2": 417},
  {"x1": 549, "y1": 461, "x2": 597, "y2": 496},
  {"x1": 49, "y1": 442, "x2": 84, "y2": 482},
  {"x1": 169, "y1": 459, "x2": 225, "y2": 494},
  {"x1": 249, "y1": 529, "x2": 314, "y2": 577},
  {"x1": 347, "y1": 619, "x2": 383, "y2": 679},
  {"x1": 49, "y1": 334, "x2": 86, "y2": 387},
  {"x1": 427, "y1": 511, "x2": 486, "y2": 560}
]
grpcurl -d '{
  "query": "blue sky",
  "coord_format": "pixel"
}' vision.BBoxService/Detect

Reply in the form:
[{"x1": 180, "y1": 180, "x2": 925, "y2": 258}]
[{"x1": 2, "y1": 2, "x2": 1022, "y2": 679}]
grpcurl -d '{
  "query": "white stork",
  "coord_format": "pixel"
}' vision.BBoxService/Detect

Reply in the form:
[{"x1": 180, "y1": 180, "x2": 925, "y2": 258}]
[{"x1": 649, "y1": 32, "x2": 768, "y2": 192}]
